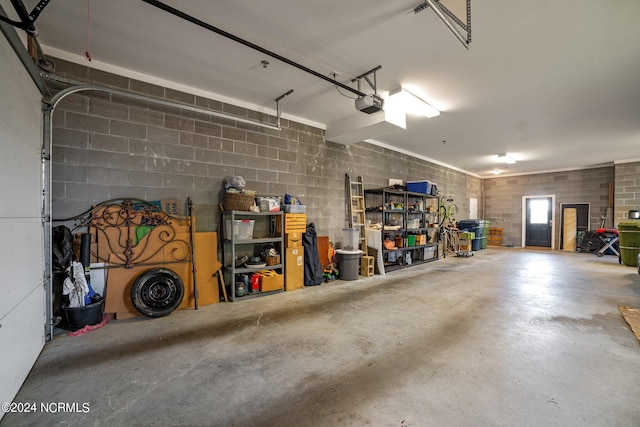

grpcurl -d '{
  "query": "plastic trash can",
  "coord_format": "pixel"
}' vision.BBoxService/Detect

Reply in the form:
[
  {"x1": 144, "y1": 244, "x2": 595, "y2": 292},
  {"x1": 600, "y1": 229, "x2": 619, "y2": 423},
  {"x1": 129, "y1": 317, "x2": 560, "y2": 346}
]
[
  {"x1": 618, "y1": 220, "x2": 640, "y2": 266},
  {"x1": 480, "y1": 220, "x2": 490, "y2": 249},
  {"x1": 458, "y1": 220, "x2": 482, "y2": 251},
  {"x1": 336, "y1": 249, "x2": 362, "y2": 281}
]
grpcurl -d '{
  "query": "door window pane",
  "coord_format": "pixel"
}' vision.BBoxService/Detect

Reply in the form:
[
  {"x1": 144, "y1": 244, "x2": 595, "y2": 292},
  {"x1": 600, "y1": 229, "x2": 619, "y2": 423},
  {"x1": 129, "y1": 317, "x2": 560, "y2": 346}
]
[{"x1": 530, "y1": 200, "x2": 548, "y2": 224}]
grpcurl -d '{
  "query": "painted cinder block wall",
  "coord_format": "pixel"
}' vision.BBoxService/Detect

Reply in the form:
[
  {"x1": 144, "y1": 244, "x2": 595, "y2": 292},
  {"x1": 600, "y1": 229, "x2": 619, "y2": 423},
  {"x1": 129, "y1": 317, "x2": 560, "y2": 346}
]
[
  {"x1": 49, "y1": 58, "x2": 482, "y2": 247},
  {"x1": 614, "y1": 161, "x2": 640, "y2": 224},
  {"x1": 483, "y1": 167, "x2": 615, "y2": 247}
]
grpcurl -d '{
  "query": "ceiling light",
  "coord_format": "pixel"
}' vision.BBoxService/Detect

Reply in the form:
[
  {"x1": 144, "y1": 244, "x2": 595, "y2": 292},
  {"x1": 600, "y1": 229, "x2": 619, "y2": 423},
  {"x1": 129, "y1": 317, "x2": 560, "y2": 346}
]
[
  {"x1": 492, "y1": 170, "x2": 502, "y2": 175},
  {"x1": 498, "y1": 153, "x2": 516, "y2": 164},
  {"x1": 388, "y1": 87, "x2": 440, "y2": 118}
]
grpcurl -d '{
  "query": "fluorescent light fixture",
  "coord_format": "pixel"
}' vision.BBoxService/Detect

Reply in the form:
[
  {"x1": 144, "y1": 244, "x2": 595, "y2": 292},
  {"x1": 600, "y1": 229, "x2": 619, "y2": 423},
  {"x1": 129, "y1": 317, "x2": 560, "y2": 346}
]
[
  {"x1": 388, "y1": 87, "x2": 440, "y2": 118},
  {"x1": 498, "y1": 153, "x2": 516, "y2": 164}
]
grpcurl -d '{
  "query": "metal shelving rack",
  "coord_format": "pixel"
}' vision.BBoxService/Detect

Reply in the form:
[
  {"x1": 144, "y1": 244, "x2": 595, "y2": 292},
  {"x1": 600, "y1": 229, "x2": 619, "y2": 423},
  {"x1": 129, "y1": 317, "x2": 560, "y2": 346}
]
[
  {"x1": 221, "y1": 210, "x2": 284, "y2": 301},
  {"x1": 364, "y1": 188, "x2": 440, "y2": 272}
]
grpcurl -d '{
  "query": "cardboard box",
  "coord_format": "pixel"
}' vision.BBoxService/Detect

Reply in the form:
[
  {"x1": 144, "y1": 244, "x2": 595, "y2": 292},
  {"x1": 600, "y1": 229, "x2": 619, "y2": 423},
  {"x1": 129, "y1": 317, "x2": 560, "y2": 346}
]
[
  {"x1": 285, "y1": 247, "x2": 304, "y2": 291},
  {"x1": 257, "y1": 271, "x2": 284, "y2": 292},
  {"x1": 285, "y1": 232, "x2": 303, "y2": 248},
  {"x1": 104, "y1": 231, "x2": 220, "y2": 319},
  {"x1": 416, "y1": 234, "x2": 427, "y2": 245}
]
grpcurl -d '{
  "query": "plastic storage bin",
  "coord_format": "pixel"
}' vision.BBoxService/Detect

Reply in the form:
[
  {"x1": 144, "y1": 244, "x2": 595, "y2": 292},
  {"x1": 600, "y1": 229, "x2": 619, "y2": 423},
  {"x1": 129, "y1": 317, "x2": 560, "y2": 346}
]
[
  {"x1": 343, "y1": 228, "x2": 360, "y2": 250},
  {"x1": 407, "y1": 180, "x2": 431, "y2": 194},
  {"x1": 225, "y1": 219, "x2": 255, "y2": 240},
  {"x1": 424, "y1": 246, "x2": 437, "y2": 260},
  {"x1": 406, "y1": 218, "x2": 421, "y2": 229},
  {"x1": 284, "y1": 204, "x2": 306, "y2": 213},
  {"x1": 618, "y1": 220, "x2": 640, "y2": 266}
]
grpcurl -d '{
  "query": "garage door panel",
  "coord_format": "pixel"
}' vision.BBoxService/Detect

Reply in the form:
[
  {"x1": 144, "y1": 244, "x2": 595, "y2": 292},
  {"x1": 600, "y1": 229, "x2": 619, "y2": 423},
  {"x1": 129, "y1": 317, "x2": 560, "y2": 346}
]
[
  {"x1": 0, "y1": 31, "x2": 45, "y2": 420},
  {"x1": 0, "y1": 287, "x2": 45, "y2": 416},
  {"x1": 0, "y1": 119, "x2": 41, "y2": 218},
  {"x1": 0, "y1": 218, "x2": 43, "y2": 316}
]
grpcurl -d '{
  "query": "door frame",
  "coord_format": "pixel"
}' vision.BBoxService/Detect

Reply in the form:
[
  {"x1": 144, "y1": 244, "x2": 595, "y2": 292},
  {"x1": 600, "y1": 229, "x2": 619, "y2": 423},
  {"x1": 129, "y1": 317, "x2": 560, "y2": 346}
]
[{"x1": 521, "y1": 195, "x2": 556, "y2": 249}]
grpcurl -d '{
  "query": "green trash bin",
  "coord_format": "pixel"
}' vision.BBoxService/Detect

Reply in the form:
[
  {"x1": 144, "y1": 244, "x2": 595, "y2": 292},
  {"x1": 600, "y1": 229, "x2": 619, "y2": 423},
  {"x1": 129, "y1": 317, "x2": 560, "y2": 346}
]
[
  {"x1": 618, "y1": 220, "x2": 640, "y2": 266},
  {"x1": 480, "y1": 220, "x2": 490, "y2": 249}
]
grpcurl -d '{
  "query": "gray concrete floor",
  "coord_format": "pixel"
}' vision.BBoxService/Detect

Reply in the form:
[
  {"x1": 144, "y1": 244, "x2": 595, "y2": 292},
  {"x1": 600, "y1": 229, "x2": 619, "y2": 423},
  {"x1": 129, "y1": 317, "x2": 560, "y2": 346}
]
[{"x1": 3, "y1": 248, "x2": 640, "y2": 426}]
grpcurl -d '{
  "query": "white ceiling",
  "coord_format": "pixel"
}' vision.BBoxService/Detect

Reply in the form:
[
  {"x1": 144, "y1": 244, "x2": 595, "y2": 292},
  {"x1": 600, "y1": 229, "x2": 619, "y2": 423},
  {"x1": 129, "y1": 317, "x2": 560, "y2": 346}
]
[{"x1": 11, "y1": 0, "x2": 640, "y2": 177}]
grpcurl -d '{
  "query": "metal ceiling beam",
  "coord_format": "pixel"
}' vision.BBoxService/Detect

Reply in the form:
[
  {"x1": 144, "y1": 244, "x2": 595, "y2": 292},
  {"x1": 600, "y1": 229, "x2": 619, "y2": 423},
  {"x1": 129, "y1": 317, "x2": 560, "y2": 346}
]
[
  {"x1": 0, "y1": 4, "x2": 49, "y2": 96},
  {"x1": 417, "y1": 0, "x2": 471, "y2": 49},
  {"x1": 0, "y1": 0, "x2": 53, "y2": 31},
  {"x1": 140, "y1": 0, "x2": 368, "y2": 98}
]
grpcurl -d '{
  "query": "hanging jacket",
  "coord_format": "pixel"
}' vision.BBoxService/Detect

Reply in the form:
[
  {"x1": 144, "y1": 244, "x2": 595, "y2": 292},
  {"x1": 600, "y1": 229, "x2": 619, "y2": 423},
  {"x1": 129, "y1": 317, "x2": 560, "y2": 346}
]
[{"x1": 303, "y1": 223, "x2": 323, "y2": 286}]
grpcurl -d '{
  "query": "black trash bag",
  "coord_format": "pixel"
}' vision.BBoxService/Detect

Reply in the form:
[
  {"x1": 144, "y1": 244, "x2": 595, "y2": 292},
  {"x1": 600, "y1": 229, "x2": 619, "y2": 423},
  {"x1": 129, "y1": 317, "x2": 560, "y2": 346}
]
[
  {"x1": 52, "y1": 225, "x2": 75, "y2": 272},
  {"x1": 303, "y1": 223, "x2": 323, "y2": 286}
]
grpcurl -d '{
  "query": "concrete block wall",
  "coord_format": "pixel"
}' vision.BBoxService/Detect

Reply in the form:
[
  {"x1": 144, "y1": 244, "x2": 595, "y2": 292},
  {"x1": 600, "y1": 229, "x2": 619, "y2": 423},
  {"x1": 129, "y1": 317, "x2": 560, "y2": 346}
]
[
  {"x1": 614, "y1": 161, "x2": 640, "y2": 224},
  {"x1": 483, "y1": 167, "x2": 614, "y2": 247},
  {"x1": 48, "y1": 58, "x2": 482, "y2": 247}
]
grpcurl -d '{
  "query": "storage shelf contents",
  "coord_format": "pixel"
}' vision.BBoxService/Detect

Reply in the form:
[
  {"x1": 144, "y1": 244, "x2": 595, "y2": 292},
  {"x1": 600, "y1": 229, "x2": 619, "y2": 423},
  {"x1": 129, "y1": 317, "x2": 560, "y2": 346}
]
[
  {"x1": 221, "y1": 210, "x2": 285, "y2": 301},
  {"x1": 364, "y1": 186, "x2": 440, "y2": 273}
]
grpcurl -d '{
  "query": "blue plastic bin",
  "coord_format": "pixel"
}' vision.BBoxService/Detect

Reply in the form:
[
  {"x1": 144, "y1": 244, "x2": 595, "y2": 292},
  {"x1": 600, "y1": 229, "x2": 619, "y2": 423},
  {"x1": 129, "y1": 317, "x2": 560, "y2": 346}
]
[{"x1": 407, "y1": 180, "x2": 431, "y2": 194}]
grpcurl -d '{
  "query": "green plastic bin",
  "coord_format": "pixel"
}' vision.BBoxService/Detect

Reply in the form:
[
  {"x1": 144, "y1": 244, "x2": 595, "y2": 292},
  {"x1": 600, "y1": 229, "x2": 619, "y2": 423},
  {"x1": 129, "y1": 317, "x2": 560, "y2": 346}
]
[
  {"x1": 618, "y1": 220, "x2": 640, "y2": 266},
  {"x1": 481, "y1": 220, "x2": 490, "y2": 249}
]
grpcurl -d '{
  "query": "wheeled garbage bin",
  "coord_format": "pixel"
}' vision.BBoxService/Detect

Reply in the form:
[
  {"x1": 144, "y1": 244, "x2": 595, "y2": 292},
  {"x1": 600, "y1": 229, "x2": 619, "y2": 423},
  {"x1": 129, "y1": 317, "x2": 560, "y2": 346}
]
[
  {"x1": 618, "y1": 220, "x2": 640, "y2": 266},
  {"x1": 457, "y1": 220, "x2": 482, "y2": 251},
  {"x1": 480, "y1": 220, "x2": 490, "y2": 249}
]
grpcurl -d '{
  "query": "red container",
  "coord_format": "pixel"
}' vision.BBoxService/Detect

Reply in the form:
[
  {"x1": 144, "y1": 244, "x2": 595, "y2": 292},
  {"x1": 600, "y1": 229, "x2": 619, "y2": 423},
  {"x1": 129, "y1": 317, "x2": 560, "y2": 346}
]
[{"x1": 250, "y1": 274, "x2": 260, "y2": 293}]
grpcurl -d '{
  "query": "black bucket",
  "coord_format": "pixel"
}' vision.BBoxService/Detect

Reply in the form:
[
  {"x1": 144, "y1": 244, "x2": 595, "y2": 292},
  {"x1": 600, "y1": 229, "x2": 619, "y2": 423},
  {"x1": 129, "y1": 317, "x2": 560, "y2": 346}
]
[{"x1": 63, "y1": 298, "x2": 105, "y2": 331}]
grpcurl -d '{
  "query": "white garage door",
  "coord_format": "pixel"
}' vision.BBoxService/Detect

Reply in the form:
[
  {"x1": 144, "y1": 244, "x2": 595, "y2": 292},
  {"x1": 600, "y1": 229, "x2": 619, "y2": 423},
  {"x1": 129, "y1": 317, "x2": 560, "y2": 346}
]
[{"x1": 0, "y1": 34, "x2": 46, "y2": 419}]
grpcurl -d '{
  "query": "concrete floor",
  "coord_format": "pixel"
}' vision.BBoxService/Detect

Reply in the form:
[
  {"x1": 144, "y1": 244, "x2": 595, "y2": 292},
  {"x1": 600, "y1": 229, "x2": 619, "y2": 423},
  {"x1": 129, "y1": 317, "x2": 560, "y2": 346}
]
[{"x1": 3, "y1": 248, "x2": 640, "y2": 426}]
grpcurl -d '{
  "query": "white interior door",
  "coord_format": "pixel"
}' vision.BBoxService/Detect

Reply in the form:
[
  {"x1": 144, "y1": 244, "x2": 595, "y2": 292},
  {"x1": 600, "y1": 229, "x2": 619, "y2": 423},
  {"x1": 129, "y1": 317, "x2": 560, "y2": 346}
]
[
  {"x1": 0, "y1": 36, "x2": 45, "y2": 419},
  {"x1": 469, "y1": 197, "x2": 478, "y2": 219}
]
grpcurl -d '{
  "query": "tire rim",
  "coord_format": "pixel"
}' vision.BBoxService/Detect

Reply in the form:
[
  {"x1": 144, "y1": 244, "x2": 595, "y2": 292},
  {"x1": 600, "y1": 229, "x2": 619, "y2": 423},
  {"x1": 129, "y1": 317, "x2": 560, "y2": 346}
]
[{"x1": 140, "y1": 275, "x2": 179, "y2": 309}]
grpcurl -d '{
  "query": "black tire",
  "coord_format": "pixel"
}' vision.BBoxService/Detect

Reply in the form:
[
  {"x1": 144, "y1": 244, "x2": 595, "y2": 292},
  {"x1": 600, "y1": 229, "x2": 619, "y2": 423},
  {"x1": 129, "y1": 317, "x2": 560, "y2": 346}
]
[{"x1": 131, "y1": 268, "x2": 184, "y2": 317}]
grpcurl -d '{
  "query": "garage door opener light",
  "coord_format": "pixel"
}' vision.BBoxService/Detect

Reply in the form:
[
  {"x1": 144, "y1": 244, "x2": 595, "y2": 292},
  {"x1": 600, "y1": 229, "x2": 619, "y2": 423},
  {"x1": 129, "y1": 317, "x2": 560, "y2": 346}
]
[
  {"x1": 498, "y1": 154, "x2": 516, "y2": 164},
  {"x1": 388, "y1": 87, "x2": 440, "y2": 118}
]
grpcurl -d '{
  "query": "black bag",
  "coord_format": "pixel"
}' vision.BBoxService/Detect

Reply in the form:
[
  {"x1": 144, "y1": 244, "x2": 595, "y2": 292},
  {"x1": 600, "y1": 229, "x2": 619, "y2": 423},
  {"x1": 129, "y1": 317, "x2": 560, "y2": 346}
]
[
  {"x1": 303, "y1": 223, "x2": 323, "y2": 286},
  {"x1": 52, "y1": 225, "x2": 75, "y2": 271}
]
